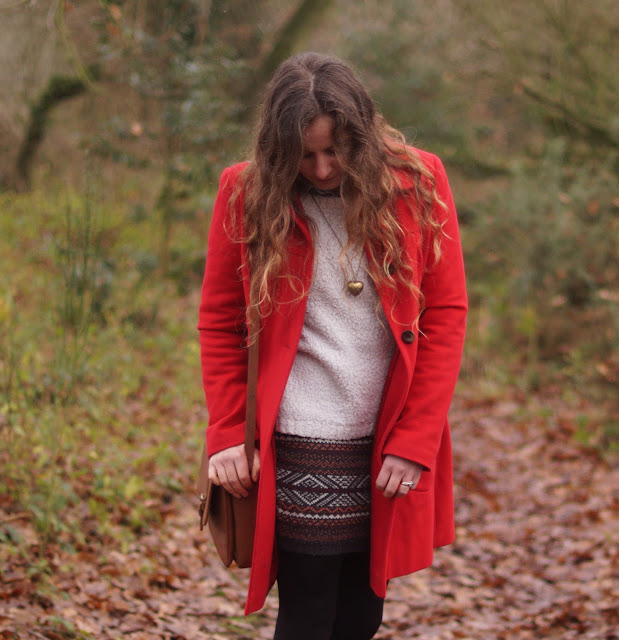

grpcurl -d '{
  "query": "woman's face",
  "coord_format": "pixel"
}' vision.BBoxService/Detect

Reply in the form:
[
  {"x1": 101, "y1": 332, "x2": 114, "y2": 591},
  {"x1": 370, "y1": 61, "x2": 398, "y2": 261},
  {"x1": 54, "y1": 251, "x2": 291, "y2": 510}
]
[{"x1": 298, "y1": 115, "x2": 343, "y2": 190}]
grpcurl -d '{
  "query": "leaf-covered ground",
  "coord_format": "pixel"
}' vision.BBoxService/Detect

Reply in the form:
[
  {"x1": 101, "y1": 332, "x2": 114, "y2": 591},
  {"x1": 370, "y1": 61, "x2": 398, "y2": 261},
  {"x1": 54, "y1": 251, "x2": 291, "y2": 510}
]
[{"x1": 1, "y1": 389, "x2": 617, "y2": 640}]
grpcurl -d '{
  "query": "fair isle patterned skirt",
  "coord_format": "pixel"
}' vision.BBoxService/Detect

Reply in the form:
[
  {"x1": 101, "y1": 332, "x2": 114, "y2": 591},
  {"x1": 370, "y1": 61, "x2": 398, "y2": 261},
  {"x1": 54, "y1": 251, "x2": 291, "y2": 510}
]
[{"x1": 274, "y1": 432, "x2": 373, "y2": 555}]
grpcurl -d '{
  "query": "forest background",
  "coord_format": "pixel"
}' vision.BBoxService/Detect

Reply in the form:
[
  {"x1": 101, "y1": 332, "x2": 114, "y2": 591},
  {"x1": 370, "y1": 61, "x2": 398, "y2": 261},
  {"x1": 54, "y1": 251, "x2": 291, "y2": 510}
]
[{"x1": 0, "y1": 1, "x2": 617, "y2": 639}]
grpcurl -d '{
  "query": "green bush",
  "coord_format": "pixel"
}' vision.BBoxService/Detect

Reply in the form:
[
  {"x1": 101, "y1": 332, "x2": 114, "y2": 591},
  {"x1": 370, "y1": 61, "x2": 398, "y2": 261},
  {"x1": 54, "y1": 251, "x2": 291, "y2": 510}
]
[
  {"x1": 0, "y1": 176, "x2": 206, "y2": 542},
  {"x1": 464, "y1": 139, "x2": 618, "y2": 389}
]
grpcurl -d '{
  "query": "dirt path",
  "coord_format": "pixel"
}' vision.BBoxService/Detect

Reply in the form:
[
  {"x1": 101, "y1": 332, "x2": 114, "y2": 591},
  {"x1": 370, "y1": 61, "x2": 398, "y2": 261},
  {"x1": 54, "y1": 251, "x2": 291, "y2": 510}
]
[{"x1": 1, "y1": 391, "x2": 617, "y2": 639}]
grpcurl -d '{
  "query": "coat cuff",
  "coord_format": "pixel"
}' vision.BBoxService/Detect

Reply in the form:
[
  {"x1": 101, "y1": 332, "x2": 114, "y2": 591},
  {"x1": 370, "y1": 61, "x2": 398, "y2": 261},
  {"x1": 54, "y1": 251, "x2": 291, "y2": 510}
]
[
  {"x1": 381, "y1": 428, "x2": 438, "y2": 472},
  {"x1": 206, "y1": 423, "x2": 246, "y2": 458}
]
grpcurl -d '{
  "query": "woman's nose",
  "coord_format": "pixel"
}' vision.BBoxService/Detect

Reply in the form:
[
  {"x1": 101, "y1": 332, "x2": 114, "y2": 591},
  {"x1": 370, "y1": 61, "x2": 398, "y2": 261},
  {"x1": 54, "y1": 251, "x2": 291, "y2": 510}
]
[{"x1": 315, "y1": 155, "x2": 331, "y2": 179}]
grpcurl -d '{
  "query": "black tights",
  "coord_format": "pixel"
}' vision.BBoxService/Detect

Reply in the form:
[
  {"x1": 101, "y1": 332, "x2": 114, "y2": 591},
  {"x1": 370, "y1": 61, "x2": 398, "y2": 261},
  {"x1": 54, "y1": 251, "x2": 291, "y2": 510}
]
[{"x1": 273, "y1": 548, "x2": 384, "y2": 640}]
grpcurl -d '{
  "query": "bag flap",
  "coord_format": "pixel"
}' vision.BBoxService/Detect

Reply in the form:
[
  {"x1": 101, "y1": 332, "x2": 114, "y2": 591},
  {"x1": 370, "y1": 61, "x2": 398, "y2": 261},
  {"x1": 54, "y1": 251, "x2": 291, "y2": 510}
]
[
  {"x1": 197, "y1": 440, "x2": 212, "y2": 531},
  {"x1": 197, "y1": 439, "x2": 209, "y2": 498}
]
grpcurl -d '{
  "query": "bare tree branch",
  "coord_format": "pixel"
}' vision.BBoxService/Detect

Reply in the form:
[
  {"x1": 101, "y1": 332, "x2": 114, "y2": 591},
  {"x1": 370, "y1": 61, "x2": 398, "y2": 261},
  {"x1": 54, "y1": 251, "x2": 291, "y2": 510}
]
[
  {"x1": 239, "y1": 0, "x2": 335, "y2": 116},
  {"x1": 15, "y1": 74, "x2": 88, "y2": 190}
]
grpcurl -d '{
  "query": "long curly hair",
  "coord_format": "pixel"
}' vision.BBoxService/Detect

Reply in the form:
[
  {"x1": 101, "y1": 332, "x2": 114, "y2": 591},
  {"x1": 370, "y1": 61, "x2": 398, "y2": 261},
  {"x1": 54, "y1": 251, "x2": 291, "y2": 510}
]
[{"x1": 229, "y1": 52, "x2": 446, "y2": 323}]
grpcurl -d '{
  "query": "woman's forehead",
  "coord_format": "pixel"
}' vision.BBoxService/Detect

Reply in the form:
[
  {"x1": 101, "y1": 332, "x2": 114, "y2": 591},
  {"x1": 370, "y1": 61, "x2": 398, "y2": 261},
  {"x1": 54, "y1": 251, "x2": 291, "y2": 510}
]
[{"x1": 302, "y1": 115, "x2": 336, "y2": 149}]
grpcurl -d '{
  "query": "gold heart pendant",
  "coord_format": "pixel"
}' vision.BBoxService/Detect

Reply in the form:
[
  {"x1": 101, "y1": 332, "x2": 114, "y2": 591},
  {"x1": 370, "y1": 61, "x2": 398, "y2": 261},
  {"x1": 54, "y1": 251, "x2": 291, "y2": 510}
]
[{"x1": 347, "y1": 281, "x2": 364, "y2": 296}]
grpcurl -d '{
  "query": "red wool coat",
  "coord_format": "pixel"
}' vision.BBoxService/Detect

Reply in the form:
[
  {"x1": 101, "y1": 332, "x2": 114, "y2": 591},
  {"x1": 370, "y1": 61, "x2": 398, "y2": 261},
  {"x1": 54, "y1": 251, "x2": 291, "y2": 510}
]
[{"x1": 198, "y1": 148, "x2": 467, "y2": 615}]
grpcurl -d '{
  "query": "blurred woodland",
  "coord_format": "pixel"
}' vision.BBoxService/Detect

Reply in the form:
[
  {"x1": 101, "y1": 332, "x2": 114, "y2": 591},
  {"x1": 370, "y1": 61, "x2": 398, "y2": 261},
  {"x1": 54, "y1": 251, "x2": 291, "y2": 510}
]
[{"x1": 0, "y1": 1, "x2": 617, "y2": 638}]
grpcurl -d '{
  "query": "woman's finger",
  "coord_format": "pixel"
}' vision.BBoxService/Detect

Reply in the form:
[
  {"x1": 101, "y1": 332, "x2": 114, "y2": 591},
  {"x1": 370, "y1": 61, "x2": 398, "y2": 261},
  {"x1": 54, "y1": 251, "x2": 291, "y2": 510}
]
[
  {"x1": 208, "y1": 464, "x2": 222, "y2": 486},
  {"x1": 220, "y1": 463, "x2": 248, "y2": 499},
  {"x1": 251, "y1": 449, "x2": 260, "y2": 483},
  {"x1": 234, "y1": 454, "x2": 253, "y2": 491},
  {"x1": 213, "y1": 461, "x2": 231, "y2": 493},
  {"x1": 229, "y1": 463, "x2": 251, "y2": 498},
  {"x1": 375, "y1": 465, "x2": 390, "y2": 492},
  {"x1": 388, "y1": 476, "x2": 404, "y2": 498},
  {"x1": 395, "y1": 477, "x2": 416, "y2": 498},
  {"x1": 382, "y1": 472, "x2": 404, "y2": 499}
]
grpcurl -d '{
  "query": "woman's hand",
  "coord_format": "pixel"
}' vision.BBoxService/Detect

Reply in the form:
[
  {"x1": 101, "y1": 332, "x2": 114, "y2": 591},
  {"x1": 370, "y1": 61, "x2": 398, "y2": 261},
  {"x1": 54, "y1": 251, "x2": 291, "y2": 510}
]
[
  {"x1": 208, "y1": 444, "x2": 260, "y2": 499},
  {"x1": 376, "y1": 454, "x2": 424, "y2": 498}
]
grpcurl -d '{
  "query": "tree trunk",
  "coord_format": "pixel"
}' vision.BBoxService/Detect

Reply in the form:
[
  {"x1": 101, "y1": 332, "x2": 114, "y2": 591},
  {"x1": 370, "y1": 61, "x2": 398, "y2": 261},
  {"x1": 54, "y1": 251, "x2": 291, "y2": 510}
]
[
  {"x1": 238, "y1": 0, "x2": 335, "y2": 119},
  {"x1": 13, "y1": 74, "x2": 87, "y2": 191}
]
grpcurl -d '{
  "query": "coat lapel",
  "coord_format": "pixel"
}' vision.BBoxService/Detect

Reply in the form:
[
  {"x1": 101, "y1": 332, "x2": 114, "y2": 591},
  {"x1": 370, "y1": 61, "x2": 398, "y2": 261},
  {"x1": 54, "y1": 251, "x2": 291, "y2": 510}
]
[
  {"x1": 258, "y1": 193, "x2": 422, "y2": 445},
  {"x1": 255, "y1": 206, "x2": 313, "y2": 444},
  {"x1": 373, "y1": 188, "x2": 423, "y2": 373}
]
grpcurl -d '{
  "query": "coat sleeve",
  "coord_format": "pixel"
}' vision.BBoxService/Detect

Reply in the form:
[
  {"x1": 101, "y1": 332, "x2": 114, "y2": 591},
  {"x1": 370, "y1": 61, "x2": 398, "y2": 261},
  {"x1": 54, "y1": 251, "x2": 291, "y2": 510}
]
[
  {"x1": 382, "y1": 155, "x2": 467, "y2": 471},
  {"x1": 197, "y1": 166, "x2": 250, "y2": 457}
]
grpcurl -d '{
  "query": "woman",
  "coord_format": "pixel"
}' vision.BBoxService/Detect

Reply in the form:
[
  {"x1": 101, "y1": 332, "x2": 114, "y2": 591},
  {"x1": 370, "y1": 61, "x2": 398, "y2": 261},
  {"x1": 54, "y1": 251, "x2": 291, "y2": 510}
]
[{"x1": 198, "y1": 52, "x2": 467, "y2": 639}]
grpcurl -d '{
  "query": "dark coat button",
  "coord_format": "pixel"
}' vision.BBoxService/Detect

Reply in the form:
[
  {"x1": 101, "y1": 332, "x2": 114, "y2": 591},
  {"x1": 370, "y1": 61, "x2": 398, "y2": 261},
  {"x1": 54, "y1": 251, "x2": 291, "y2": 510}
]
[{"x1": 401, "y1": 330, "x2": 415, "y2": 344}]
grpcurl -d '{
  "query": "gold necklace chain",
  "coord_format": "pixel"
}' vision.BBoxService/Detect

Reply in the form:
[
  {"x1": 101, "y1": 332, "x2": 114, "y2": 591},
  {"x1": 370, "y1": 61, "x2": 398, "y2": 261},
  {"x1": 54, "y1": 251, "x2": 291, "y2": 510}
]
[{"x1": 310, "y1": 194, "x2": 365, "y2": 296}]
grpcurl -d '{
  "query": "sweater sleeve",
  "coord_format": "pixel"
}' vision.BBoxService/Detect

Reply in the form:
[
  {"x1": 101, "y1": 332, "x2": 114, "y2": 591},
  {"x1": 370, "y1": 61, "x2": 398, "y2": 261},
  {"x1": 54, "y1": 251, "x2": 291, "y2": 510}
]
[
  {"x1": 382, "y1": 155, "x2": 468, "y2": 471},
  {"x1": 197, "y1": 166, "x2": 250, "y2": 457}
]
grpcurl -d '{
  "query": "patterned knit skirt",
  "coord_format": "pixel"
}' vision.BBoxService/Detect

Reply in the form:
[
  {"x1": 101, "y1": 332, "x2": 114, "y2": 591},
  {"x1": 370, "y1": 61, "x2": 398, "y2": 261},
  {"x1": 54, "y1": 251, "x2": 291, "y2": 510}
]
[{"x1": 274, "y1": 432, "x2": 373, "y2": 555}]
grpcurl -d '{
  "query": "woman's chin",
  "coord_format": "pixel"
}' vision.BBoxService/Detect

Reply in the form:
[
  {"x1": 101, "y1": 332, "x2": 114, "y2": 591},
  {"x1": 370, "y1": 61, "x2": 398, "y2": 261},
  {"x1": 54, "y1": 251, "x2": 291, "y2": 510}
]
[{"x1": 311, "y1": 179, "x2": 341, "y2": 191}]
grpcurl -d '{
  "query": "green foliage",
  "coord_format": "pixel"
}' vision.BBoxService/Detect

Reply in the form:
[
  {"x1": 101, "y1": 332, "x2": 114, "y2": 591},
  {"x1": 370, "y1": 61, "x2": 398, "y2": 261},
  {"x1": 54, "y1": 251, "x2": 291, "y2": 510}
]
[
  {"x1": 40, "y1": 615, "x2": 94, "y2": 639},
  {"x1": 341, "y1": 1, "x2": 468, "y2": 149},
  {"x1": 0, "y1": 292, "x2": 22, "y2": 431},
  {"x1": 53, "y1": 176, "x2": 110, "y2": 406},
  {"x1": 454, "y1": 0, "x2": 618, "y2": 148},
  {"x1": 465, "y1": 139, "x2": 618, "y2": 389},
  {"x1": 0, "y1": 171, "x2": 205, "y2": 544},
  {"x1": 93, "y1": 0, "x2": 253, "y2": 185}
]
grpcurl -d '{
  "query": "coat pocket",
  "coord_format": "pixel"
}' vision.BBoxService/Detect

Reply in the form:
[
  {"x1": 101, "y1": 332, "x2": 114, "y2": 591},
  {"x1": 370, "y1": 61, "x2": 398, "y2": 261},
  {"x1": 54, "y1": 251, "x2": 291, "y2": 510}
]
[
  {"x1": 412, "y1": 468, "x2": 433, "y2": 493},
  {"x1": 387, "y1": 489, "x2": 435, "y2": 576}
]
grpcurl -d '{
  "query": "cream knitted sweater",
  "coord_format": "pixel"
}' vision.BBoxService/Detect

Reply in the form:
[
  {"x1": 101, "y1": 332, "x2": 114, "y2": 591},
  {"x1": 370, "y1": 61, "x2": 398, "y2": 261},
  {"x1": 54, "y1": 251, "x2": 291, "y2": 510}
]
[{"x1": 275, "y1": 194, "x2": 396, "y2": 441}]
